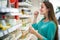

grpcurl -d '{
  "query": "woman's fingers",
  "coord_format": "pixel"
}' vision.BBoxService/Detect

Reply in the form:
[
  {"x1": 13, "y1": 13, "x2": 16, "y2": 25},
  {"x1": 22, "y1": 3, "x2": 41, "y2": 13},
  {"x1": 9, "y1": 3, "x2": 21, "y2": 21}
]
[
  {"x1": 34, "y1": 11, "x2": 39, "y2": 18},
  {"x1": 29, "y1": 26, "x2": 34, "y2": 34},
  {"x1": 34, "y1": 11, "x2": 39, "y2": 15}
]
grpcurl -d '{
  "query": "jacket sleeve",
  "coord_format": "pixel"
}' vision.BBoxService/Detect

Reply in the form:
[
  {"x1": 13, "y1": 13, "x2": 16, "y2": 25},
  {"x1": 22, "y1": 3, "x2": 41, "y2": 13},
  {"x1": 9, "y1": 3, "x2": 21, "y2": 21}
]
[
  {"x1": 32, "y1": 18, "x2": 44, "y2": 30},
  {"x1": 32, "y1": 23, "x2": 38, "y2": 30}
]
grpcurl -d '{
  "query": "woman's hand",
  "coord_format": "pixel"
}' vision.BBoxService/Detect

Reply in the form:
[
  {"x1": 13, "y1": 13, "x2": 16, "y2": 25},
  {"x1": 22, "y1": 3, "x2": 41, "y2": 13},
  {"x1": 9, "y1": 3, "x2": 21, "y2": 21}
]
[
  {"x1": 34, "y1": 11, "x2": 39, "y2": 19},
  {"x1": 29, "y1": 26, "x2": 37, "y2": 34},
  {"x1": 29, "y1": 26, "x2": 43, "y2": 40},
  {"x1": 29, "y1": 26, "x2": 35, "y2": 34},
  {"x1": 33, "y1": 11, "x2": 39, "y2": 23}
]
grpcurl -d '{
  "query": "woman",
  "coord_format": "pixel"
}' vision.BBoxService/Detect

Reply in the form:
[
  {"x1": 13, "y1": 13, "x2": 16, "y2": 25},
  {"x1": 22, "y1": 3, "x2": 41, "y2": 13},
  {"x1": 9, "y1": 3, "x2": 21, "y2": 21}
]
[{"x1": 29, "y1": 1, "x2": 58, "y2": 40}]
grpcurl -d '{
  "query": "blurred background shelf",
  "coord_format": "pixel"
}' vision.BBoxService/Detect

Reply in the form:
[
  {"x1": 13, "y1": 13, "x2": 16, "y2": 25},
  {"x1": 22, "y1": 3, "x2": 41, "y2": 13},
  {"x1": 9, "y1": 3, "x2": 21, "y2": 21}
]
[
  {"x1": 15, "y1": 31, "x2": 22, "y2": 40},
  {"x1": 8, "y1": 23, "x2": 22, "y2": 33},
  {"x1": 18, "y1": 2, "x2": 32, "y2": 7},
  {"x1": 19, "y1": 15, "x2": 32, "y2": 19},
  {"x1": 0, "y1": 23, "x2": 22, "y2": 37}
]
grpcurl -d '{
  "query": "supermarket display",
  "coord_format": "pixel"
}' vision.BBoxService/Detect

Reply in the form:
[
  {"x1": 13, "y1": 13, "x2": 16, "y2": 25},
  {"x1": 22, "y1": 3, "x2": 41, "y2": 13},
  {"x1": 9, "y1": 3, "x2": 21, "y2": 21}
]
[
  {"x1": 0, "y1": 0, "x2": 40, "y2": 40},
  {"x1": 0, "y1": 8, "x2": 34, "y2": 40}
]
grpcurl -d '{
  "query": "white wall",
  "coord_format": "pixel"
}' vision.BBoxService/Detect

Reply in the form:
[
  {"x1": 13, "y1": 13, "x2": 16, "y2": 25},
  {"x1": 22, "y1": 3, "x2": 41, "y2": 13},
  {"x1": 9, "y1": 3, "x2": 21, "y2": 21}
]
[{"x1": 49, "y1": 0, "x2": 60, "y2": 12}]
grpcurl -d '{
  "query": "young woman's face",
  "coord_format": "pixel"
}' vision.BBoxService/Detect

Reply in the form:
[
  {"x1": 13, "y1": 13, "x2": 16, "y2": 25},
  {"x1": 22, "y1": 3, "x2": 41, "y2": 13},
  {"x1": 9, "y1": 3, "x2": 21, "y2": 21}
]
[{"x1": 40, "y1": 3, "x2": 49, "y2": 15}]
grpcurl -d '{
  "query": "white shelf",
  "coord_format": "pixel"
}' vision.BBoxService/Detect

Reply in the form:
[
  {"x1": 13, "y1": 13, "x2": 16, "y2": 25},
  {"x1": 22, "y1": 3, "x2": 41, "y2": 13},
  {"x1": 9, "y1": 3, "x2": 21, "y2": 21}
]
[
  {"x1": 0, "y1": 8, "x2": 19, "y2": 13},
  {"x1": 19, "y1": 14, "x2": 31, "y2": 18},
  {"x1": 26, "y1": 34, "x2": 37, "y2": 40},
  {"x1": 15, "y1": 32, "x2": 22, "y2": 40},
  {"x1": 0, "y1": 31, "x2": 4, "y2": 37},
  {"x1": 20, "y1": 33, "x2": 37, "y2": 40},
  {"x1": 26, "y1": 34, "x2": 33, "y2": 40},
  {"x1": 20, "y1": 8, "x2": 31, "y2": 11},
  {"x1": 8, "y1": 24, "x2": 22, "y2": 33},
  {"x1": 0, "y1": 24, "x2": 22, "y2": 37},
  {"x1": 21, "y1": 23, "x2": 31, "y2": 31},
  {"x1": 18, "y1": 2, "x2": 32, "y2": 7}
]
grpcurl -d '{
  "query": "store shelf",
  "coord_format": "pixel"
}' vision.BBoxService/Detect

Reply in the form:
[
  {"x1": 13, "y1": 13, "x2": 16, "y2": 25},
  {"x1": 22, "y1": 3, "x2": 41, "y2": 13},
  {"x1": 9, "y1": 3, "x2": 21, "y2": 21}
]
[
  {"x1": 8, "y1": 24, "x2": 22, "y2": 33},
  {"x1": 26, "y1": 34, "x2": 33, "y2": 40},
  {"x1": 21, "y1": 23, "x2": 30, "y2": 31},
  {"x1": 0, "y1": 31, "x2": 4, "y2": 37},
  {"x1": 0, "y1": 24, "x2": 22, "y2": 37},
  {"x1": 19, "y1": 8, "x2": 30, "y2": 11},
  {"x1": 18, "y1": 2, "x2": 32, "y2": 7},
  {"x1": 15, "y1": 32, "x2": 22, "y2": 40},
  {"x1": 19, "y1": 15, "x2": 31, "y2": 19},
  {"x1": 0, "y1": 8, "x2": 19, "y2": 13},
  {"x1": 26, "y1": 34, "x2": 37, "y2": 40},
  {"x1": 20, "y1": 33, "x2": 37, "y2": 40}
]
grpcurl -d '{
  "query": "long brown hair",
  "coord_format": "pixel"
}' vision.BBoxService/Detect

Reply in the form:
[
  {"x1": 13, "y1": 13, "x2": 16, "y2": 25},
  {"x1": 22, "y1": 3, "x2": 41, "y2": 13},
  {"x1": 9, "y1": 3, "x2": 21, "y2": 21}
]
[{"x1": 43, "y1": 1, "x2": 58, "y2": 40}]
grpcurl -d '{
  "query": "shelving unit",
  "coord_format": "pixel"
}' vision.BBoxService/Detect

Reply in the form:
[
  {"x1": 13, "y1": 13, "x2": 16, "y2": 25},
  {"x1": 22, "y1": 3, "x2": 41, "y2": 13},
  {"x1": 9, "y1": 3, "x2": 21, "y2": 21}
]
[
  {"x1": 0, "y1": 0, "x2": 7, "y2": 8},
  {"x1": 0, "y1": 8, "x2": 19, "y2": 13},
  {"x1": 19, "y1": 33, "x2": 37, "y2": 40},
  {"x1": 18, "y1": 2, "x2": 32, "y2": 7},
  {"x1": 0, "y1": 0, "x2": 37, "y2": 40},
  {"x1": 26, "y1": 34, "x2": 37, "y2": 40},
  {"x1": 19, "y1": 15, "x2": 32, "y2": 19},
  {"x1": 15, "y1": 31, "x2": 22, "y2": 40},
  {"x1": 0, "y1": 23, "x2": 22, "y2": 37},
  {"x1": 8, "y1": 23, "x2": 22, "y2": 33}
]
